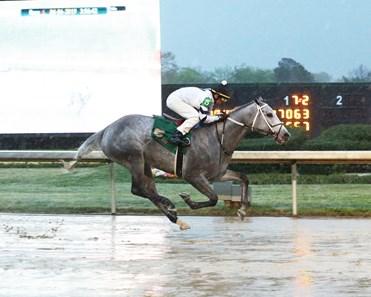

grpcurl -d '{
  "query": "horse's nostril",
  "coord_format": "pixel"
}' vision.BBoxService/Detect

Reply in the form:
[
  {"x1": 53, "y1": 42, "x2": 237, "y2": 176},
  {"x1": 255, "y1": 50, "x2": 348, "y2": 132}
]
[{"x1": 284, "y1": 133, "x2": 291, "y2": 138}]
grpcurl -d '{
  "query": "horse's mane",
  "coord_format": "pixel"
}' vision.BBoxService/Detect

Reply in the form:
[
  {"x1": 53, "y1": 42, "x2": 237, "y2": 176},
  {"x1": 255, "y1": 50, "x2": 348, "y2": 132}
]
[{"x1": 229, "y1": 100, "x2": 255, "y2": 115}]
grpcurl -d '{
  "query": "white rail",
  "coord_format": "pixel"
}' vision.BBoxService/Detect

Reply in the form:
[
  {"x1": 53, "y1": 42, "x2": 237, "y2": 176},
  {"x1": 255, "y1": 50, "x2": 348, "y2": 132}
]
[
  {"x1": 1, "y1": 150, "x2": 370, "y2": 215},
  {"x1": 231, "y1": 151, "x2": 371, "y2": 164},
  {"x1": 231, "y1": 150, "x2": 371, "y2": 215}
]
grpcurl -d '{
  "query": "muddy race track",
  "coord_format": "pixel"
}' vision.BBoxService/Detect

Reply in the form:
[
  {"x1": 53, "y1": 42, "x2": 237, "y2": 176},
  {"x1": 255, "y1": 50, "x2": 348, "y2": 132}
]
[{"x1": 1, "y1": 214, "x2": 370, "y2": 297}]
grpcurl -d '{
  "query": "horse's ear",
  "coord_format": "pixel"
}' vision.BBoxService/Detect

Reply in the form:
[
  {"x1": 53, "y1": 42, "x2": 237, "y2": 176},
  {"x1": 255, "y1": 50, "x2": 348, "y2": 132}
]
[{"x1": 254, "y1": 98, "x2": 261, "y2": 105}]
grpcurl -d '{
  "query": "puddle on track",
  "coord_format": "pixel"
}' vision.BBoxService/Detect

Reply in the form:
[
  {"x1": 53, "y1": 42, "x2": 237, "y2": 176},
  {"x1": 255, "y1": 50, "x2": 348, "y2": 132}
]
[{"x1": 1, "y1": 214, "x2": 370, "y2": 297}]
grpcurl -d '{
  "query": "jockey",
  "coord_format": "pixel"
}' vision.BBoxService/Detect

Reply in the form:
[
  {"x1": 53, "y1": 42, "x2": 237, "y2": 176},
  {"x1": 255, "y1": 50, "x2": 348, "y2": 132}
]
[{"x1": 166, "y1": 80, "x2": 232, "y2": 147}]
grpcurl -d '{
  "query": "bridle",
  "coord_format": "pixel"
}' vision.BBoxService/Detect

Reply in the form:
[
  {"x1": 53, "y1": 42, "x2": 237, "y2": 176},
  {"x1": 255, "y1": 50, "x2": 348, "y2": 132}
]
[
  {"x1": 216, "y1": 101, "x2": 284, "y2": 156},
  {"x1": 227, "y1": 102, "x2": 284, "y2": 140}
]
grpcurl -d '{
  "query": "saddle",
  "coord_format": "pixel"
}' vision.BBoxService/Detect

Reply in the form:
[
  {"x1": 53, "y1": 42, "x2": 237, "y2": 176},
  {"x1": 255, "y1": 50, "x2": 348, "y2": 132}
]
[
  {"x1": 151, "y1": 114, "x2": 190, "y2": 177},
  {"x1": 162, "y1": 113, "x2": 184, "y2": 126},
  {"x1": 151, "y1": 114, "x2": 191, "y2": 153}
]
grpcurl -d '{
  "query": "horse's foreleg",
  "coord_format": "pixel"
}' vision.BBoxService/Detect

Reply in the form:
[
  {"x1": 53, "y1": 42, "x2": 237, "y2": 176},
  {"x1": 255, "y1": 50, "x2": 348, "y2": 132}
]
[
  {"x1": 131, "y1": 163, "x2": 190, "y2": 230},
  {"x1": 152, "y1": 197, "x2": 189, "y2": 230},
  {"x1": 218, "y1": 169, "x2": 250, "y2": 220},
  {"x1": 133, "y1": 180, "x2": 189, "y2": 230}
]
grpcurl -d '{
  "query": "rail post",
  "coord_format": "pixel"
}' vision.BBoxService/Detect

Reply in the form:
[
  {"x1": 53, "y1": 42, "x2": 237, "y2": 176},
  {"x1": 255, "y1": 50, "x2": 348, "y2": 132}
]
[
  {"x1": 291, "y1": 162, "x2": 297, "y2": 216},
  {"x1": 109, "y1": 162, "x2": 116, "y2": 214}
]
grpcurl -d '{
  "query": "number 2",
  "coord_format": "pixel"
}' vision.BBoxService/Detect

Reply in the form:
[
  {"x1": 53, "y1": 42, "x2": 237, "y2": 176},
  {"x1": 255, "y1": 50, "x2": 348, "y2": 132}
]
[{"x1": 336, "y1": 95, "x2": 343, "y2": 106}]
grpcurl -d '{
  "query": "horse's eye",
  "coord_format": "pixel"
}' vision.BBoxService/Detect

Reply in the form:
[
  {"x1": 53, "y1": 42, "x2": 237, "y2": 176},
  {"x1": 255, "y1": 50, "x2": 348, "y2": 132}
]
[{"x1": 266, "y1": 113, "x2": 273, "y2": 118}]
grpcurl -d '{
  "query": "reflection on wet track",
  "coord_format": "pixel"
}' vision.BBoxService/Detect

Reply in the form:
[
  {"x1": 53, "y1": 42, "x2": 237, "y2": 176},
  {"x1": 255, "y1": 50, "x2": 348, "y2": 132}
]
[{"x1": 1, "y1": 214, "x2": 370, "y2": 297}]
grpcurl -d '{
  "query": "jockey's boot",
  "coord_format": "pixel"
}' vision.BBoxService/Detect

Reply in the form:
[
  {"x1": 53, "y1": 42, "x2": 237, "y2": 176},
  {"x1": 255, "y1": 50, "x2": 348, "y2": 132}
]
[{"x1": 170, "y1": 130, "x2": 190, "y2": 147}]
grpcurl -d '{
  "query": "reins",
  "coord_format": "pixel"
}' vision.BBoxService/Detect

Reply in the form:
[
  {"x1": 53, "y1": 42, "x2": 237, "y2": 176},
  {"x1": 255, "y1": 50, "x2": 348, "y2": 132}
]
[{"x1": 215, "y1": 119, "x2": 232, "y2": 157}]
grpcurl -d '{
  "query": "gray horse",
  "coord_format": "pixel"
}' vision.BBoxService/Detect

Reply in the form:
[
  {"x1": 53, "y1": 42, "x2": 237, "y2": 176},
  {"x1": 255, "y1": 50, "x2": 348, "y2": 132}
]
[{"x1": 64, "y1": 98, "x2": 290, "y2": 230}]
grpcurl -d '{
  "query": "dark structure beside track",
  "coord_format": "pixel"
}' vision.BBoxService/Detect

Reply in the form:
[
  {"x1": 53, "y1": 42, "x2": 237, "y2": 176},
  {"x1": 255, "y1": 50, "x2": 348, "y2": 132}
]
[{"x1": 0, "y1": 133, "x2": 93, "y2": 150}]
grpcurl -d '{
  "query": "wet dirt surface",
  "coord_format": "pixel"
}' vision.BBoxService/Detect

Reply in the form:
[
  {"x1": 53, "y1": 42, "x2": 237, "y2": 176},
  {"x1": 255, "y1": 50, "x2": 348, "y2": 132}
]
[{"x1": 1, "y1": 214, "x2": 370, "y2": 297}]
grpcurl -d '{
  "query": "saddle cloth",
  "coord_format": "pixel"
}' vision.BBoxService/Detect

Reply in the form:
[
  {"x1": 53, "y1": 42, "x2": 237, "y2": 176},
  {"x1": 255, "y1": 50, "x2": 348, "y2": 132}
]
[{"x1": 151, "y1": 115, "x2": 191, "y2": 154}]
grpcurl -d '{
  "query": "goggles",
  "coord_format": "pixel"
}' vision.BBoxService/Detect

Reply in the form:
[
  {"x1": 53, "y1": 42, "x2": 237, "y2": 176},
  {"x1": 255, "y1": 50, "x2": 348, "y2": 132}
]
[{"x1": 212, "y1": 89, "x2": 230, "y2": 102}]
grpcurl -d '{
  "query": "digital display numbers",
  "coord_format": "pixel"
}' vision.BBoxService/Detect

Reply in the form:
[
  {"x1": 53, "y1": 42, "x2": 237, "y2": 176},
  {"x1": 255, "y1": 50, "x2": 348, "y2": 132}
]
[
  {"x1": 21, "y1": 6, "x2": 125, "y2": 16},
  {"x1": 274, "y1": 94, "x2": 311, "y2": 131}
]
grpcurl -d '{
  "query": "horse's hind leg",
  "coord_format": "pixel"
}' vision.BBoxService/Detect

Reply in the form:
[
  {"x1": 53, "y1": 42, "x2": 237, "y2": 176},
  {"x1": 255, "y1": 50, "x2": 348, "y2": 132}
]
[
  {"x1": 218, "y1": 169, "x2": 250, "y2": 220},
  {"x1": 180, "y1": 174, "x2": 218, "y2": 209},
  {"x1": 130, "y1": 162, "x2": 190, "y2": 230}
]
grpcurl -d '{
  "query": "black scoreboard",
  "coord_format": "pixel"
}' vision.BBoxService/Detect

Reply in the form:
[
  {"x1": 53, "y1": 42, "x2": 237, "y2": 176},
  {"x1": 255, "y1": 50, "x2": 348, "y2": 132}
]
[{"x1": 161, "y1": 83, "x2": 371, "y2": 137}]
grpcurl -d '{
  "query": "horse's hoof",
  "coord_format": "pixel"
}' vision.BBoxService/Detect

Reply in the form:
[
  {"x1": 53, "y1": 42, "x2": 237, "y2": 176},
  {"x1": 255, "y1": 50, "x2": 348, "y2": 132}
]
[
  {"x1": 176, "y1": 219, "x2": 191, "y2": 231},
  {"x1": 237, "y1": 209, "x2": 246, "y2": 221},
  {"x1": 179, "y1": 192, "x2": 190, "y2": 199},
  {"x1": 179, "y1": 192, "x2": 191, "y2": 203},
  {"x1": 61, "y1": 160, "x2": 77, "y2": 172},
  {"x1": 180, "y1": 224, "x2": 191, "y2": 231}
]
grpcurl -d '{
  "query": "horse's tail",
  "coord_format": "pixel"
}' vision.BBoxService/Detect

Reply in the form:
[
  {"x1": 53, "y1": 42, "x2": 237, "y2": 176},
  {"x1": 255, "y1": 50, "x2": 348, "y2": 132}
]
[{"x1": 62, "y1": 131, "x2": 103, "y2": 172}]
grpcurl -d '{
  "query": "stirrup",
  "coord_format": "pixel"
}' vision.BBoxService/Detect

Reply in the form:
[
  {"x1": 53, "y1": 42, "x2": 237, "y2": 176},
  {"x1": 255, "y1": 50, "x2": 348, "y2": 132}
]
[
  {"x1": 181, "y1": 137, "x2": 190, "y2": 146},
  {"x1": 170, "y1": 135, "x2": 190, "y2": 147}
]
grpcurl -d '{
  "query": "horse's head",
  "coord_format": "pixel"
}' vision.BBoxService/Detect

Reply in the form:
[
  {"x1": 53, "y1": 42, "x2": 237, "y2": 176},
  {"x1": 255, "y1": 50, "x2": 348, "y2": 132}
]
[{"x1": 250, "y1": 98, "x2": 290, "y2": 144}]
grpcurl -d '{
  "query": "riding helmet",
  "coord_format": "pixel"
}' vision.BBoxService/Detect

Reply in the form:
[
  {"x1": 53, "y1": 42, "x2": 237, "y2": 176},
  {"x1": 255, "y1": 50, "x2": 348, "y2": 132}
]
[{"x1": 211, "y1": 80, "x2": 232, "y2": 100}]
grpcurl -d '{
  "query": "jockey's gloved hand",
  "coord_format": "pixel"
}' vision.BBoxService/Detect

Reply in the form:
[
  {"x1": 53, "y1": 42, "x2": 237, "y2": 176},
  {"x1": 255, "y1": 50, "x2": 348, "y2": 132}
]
[{"x1": 217, "y1": 112, "x2": 229, "y2": 121}]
